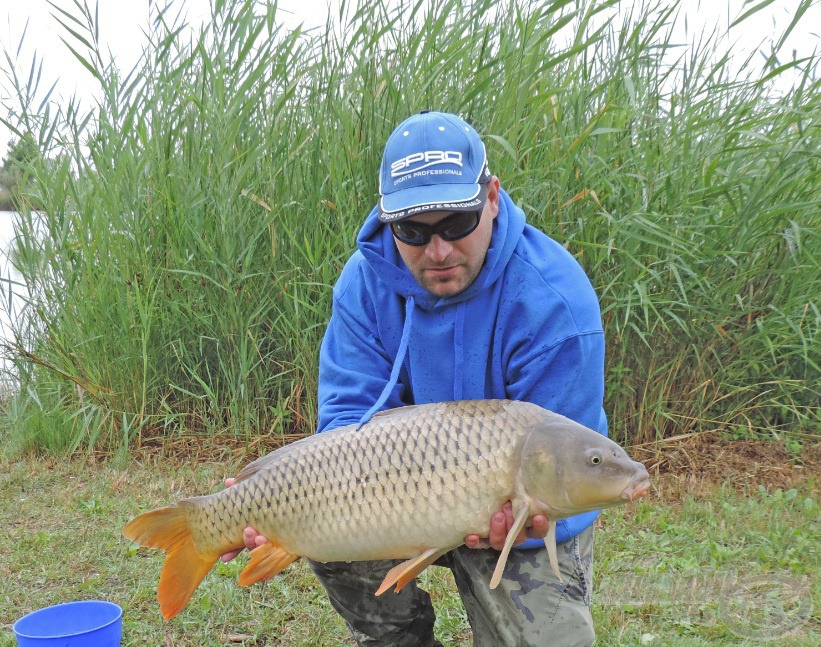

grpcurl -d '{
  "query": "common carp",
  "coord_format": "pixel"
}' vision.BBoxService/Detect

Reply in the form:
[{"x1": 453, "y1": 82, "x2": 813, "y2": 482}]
[{"x1": 123, "y1": 399, "x2": 650, "y2": 620}]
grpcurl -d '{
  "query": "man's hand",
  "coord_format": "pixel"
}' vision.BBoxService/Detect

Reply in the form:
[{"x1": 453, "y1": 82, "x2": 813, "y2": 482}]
[
  {"x1": 219, "y1": 478, "x2": 269, "y2": 563},
  {"x1": 464, "y1": 501, "x2": 549, "y2": 551}
]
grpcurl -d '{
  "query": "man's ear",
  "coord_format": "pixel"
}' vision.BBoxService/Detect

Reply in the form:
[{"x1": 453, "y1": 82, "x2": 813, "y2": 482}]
[{"x1": 487, "y1": 176, "x2": 501, "y2": 219}]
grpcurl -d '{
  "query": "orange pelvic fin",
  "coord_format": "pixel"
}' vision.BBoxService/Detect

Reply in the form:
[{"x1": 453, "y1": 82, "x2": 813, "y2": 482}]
[
  {"x1": 123, "y1": 505, "x2": 218, "y2": 621},
  {"x1": 238, "y1": 541, "x2": 299, "y2": 586},
  {"x1": 375, "y1": 547, "x2": 447, "y2": 596}
]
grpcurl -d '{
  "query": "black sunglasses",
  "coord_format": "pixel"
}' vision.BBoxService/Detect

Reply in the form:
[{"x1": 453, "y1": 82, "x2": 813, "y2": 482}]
[{"x1": 390, "y1": 210, "x2": 482, "y2": 246}]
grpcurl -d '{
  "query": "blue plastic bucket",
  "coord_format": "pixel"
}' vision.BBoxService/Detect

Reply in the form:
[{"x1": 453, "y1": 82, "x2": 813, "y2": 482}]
[{"x1": 13, "y1": 600, "x2": 122, "y2": 647}]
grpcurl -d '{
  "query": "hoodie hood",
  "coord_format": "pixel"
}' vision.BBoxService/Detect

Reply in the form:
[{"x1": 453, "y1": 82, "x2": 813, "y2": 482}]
[
  {"x1": 357, "y1": 188, "x2": 526, "y2": 310},
  {"x1": 353, "y1": 188, "x2": 526, "y2": 427}
]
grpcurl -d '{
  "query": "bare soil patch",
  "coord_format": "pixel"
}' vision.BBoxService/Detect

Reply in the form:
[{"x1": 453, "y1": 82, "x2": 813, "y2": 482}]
[{"x1": 633, "y1": 433, "x2": 819, "y2": 497}]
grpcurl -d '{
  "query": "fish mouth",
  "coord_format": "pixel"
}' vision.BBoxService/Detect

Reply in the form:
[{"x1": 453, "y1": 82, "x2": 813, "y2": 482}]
[{"x1": 620, "y1": 476, "x2": 651, "y2": 502}]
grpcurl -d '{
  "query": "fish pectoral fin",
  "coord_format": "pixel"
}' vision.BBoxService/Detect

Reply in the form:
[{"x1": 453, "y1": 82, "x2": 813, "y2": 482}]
[
  {"x1": 489, "y1": 503, "x2": 530, "y2": 589},
  {"x1": 375, "y1": 547, "x2": 448, "y2": 596},
  {"x1": 546, "y1": 520, "x2": 563, "y2": 583},
  {"x1": 238, "y1": 542, "x2": 299, "y2": 587}
]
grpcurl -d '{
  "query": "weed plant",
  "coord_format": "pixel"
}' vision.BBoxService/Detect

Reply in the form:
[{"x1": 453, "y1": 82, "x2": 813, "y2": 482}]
[{"x1": 0, "y1": 0, "x2": 818, "y2": 452}]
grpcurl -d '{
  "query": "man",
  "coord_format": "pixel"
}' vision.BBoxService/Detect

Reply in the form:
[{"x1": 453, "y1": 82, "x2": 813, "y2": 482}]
[{"x1": 225, "y1": 111, "x2": 607, "y2": 646}]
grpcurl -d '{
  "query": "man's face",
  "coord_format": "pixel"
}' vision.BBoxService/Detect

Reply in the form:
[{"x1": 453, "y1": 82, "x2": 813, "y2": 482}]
[{"x1": 392, "y1": 177, "x2": 500, "y2": 298}]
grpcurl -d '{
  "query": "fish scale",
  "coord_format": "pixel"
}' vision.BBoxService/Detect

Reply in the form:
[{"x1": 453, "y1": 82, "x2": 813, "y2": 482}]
[{"x1": 123, "y1": 399, "x2": 650, "y2": 620}]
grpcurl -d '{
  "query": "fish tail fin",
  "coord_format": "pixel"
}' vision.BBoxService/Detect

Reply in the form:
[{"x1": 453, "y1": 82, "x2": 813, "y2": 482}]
[{"x1": 123, "y1": 505, "x2": 217, "y2": 620}]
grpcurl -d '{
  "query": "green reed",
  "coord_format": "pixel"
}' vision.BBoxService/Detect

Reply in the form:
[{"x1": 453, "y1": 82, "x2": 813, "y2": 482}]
[{"x1": 0, "y1": 0, "x2": 817, "y2": 452}]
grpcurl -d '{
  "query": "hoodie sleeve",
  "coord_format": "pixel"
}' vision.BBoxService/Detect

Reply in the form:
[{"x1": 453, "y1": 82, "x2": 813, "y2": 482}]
[{"x1": 316, "y1": 271, "x2": 408, "y2": 433}]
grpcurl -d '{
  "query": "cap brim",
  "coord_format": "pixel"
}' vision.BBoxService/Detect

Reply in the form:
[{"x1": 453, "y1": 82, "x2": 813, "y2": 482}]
[{"x1": 378, "y1": 183, "x2": 487, "y2": 223}]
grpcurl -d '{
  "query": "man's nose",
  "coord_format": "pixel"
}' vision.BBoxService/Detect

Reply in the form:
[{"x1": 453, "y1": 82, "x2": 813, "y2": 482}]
[{"x1": 425, "y1": 234, "x2": 453, "y2": 261}]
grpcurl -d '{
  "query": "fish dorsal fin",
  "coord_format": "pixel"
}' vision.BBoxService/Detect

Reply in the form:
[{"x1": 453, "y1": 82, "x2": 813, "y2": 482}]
[
  {"x1": 489, "y1": 503, "x2": 530, "y2": 588},
  {"x1": 238, "y1": 542, "x2": 299, "y2": 586},
  {"x1": 233, "y1": 453, "x2": 278, "y2": 484},
  {"x1": 375, "y1": 547, "x2": 450, "y2": 595},
  {"x1": 233, "y1": 436, "x2": 314, "y2": 484},
  {"x1": 232, "y1": 456, "x2": 270, "y2": 484},
  {"x1": 371, "y1": 404, "x2": 426, "y2": 419}
]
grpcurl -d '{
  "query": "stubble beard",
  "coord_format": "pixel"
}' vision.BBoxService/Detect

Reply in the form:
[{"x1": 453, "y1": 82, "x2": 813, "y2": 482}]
[{"x1": 413, "y1": 260, "x2": 483, "y2": 298}]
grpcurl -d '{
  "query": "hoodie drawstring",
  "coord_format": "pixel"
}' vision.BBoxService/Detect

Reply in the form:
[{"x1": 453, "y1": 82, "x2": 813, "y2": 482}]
[{"x1": 358, "y1": 295, "x2": 416, "y2": 428}]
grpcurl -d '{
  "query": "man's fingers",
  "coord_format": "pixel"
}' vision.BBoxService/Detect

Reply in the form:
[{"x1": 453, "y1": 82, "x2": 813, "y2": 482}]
[
  {"x1": 488, "y1": 510, "x2": 508, "y2": 551},
  {"x1": 220, "y1": 548, "x2": 242, "y2": 563},
  {"x1": 502, "y1": 501, "x2": 514, "y2": 524},
  {"x1": 243, "y1": 526, "x2": 258, "y2": 550},
  {"x1": 244, "y1": 526, "x2": 268, "y2": 551},
  {"x1": 220, "y1": 525, "x2": 267, "y2": 562},
  {"x1": 465, "y1": 534, "x2": 491, "y2": 549},
  {"x1": 528, "y1": 514, "x2": 549, "y2": 539},
  {"x1": 225, "y1": 477, "x2": 236, "y2": 488},
  {"x1": 465, "y1": 507, "x2": 550, "y2": 551}
]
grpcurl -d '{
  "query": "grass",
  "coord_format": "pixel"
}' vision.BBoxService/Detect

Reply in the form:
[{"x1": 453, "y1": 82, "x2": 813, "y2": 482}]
[
  {"x1": 0, "y1": 444, "x2": 817, "y2": 646},
  {"x1": 0, "y1": 3, "x2": 817, "y2": 638},
  {"x1": 0, "y1": 0, "x2": 816, "y2": 453}
]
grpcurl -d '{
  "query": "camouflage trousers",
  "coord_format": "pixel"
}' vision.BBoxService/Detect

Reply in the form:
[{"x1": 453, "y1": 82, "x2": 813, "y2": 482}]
[{"x1": 309, "y1": 526, "x2": 595, "y2": 647}]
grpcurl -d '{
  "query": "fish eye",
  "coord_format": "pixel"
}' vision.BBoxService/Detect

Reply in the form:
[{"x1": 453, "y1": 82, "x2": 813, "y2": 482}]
[{"x1": 589, "y1": 453, "x2": 602, "y2": 465}]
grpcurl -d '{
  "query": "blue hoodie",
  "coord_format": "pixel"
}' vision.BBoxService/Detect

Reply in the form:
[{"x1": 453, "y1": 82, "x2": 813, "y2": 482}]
[{"x1": 317, "y1": 188, "x2": 607, "y2": 546}]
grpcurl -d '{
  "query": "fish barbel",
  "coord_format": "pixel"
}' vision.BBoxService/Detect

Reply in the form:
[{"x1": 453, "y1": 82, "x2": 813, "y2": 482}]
[{"x1": 123, "y1": 399, "x2": 650, "y2": 620}]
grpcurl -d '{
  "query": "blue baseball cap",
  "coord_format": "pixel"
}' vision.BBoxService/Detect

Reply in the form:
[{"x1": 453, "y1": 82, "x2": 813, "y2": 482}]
[{"x1": 378, "y1": 111, "x2": 492, "y2": 223}]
